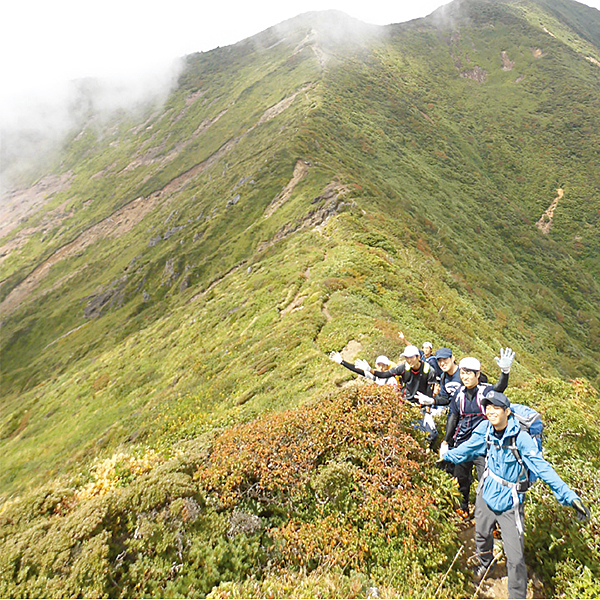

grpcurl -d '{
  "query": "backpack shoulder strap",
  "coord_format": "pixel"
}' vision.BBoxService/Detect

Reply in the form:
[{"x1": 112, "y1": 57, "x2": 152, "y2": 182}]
[
  {"x1": 506, "y1": 432, "x2": 529, "y2": 483},
  {"x1": 475, "y1": 384, "x2": 488, "y2": 417}
]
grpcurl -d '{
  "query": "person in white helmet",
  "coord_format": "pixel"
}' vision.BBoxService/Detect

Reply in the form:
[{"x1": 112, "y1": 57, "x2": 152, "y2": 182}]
[
  {"x1": 360, "y1": 345, "x2": 436, "y2": 402},
  {"x1": 329, "y1": 352, "x2": 397, "y2": 386},
  {"x1": 439, "y1": 348, "x2": 515, "y2": 518},
  {"x1": 358, "y1": 345, "x2": 438, "y2": 446},
  {"x1": 421, "y1": 341, "x2": 442, "y2": 380},
  {"x1": 398, "y1": 332, "x2": 442, "y2": 380}
]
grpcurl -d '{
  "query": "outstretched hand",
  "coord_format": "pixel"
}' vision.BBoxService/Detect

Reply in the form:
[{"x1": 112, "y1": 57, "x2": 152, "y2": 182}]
[
  {"x1": 572, "y1": 498, "x2": 591, "y2": 522},
  {"x1": 495, "y1": 347, "x2": 515, "y2": 373},
  {"x1": 329, "y1": 351, "x2": 343, "y2": 364},
  {"x1": 355, "y1": 358, "x2": 371, "y2": 374}
]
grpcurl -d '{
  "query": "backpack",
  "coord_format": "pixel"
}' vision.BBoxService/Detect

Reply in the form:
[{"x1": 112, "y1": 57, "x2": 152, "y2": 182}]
[
  {"x1": 486, "y1": 403, "x2": 544, "y2": 491},
  {"x1": 511, "y1": 403, "x2": 544, "y2": 453}
]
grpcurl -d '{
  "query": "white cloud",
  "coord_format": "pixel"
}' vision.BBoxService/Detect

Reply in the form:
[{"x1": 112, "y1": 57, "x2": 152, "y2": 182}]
[
  {"x1": 0, "y1": 0, "x2": 452, "y2": 113},
  {"x1": 3, "y1": 0, "x2": 600, "y2": 112}
]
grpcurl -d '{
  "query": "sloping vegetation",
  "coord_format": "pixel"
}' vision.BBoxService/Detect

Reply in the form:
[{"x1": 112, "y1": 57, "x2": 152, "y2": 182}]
[
  {"x1": 0, "y1": 381, "x2": 598, "y2": 598},
  {"x1": 1, "y1": 0, "x2": 600, "y2": 596},
  {"x1": 0, "y1": 387, "x2": 464, "y2": 598}
]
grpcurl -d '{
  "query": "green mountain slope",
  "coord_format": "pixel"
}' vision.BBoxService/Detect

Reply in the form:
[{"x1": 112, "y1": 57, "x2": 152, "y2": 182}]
[
  {"x1": 2, "y1": 0, "x2": 600, "y2": 493},
  {"x1": 1, "y1": 0, "x2": 600, "y2": 596}
]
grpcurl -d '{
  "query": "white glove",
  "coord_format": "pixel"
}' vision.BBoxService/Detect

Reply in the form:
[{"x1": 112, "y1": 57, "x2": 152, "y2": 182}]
[
  {"x1": 423, "y1": 413, "x2": 436, "y2": 431},
  {"x1": 329, "y1": 351, "x2": 343, "y2": 364},
  {"x1": 415, "y1": 391, "x2": 434, "y2": 406},
  {"x1": 355, "y1": 358, "x2": 371, "y2": 375},
  {"x1": 439, "y1": 441, "x2": 449, "y2": 461},
  {"x1": 495, "y1": 347, "x2": 515, "y2": 373}
]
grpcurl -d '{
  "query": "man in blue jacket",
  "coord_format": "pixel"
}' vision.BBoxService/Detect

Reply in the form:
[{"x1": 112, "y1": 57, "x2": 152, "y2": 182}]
[
  {"x1": 441, "y1": 390, "x2": 591, "y2": 599},
  {"x1": 439, "y1": 349, "x2": 514, "y2": 518}
]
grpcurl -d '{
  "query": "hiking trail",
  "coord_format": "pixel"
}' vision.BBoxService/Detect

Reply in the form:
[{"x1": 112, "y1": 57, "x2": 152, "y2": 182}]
[{"x1": 458, "y1": 521, "x2": 543, "y2": 599}]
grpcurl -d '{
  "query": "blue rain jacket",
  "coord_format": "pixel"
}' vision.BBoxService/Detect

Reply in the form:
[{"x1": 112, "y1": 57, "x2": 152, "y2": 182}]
[{"x1": 443, "y1": 415, "x2": 579, "y2": 513}]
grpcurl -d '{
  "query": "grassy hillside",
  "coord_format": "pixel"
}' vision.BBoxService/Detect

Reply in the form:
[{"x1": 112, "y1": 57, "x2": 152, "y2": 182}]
[{"x1": 1, "y1": 0, "x2": 600, "y2": 596}]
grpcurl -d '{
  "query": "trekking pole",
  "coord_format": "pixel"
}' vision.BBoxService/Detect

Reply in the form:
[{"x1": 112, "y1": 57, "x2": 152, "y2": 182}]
[
  {"x1": 473, "y1": 554, "x2": 500, "y2": 599},
  {"x1": 433, "y1": 545, "x2": 463, "y2": 598}
]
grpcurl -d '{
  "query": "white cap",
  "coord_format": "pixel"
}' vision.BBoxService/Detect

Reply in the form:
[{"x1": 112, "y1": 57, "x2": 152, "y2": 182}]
[
  {"x1": 403, "y1": 345, "x2": 420, "y2": 358},
  {"x1": 459, "y1": 357, "x2": 481, "y2": 371},
  {"x1": 422, "y1": 342, "x2": 433, "y2": 348},
  {"x1": 376, "y1": 355, "x2": 390, "y2": 365}
]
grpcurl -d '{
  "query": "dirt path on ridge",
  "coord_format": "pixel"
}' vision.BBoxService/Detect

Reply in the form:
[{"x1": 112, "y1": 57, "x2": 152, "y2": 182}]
[{"x1": 455, "y1": 521, "x2": 543, "y2": 599}]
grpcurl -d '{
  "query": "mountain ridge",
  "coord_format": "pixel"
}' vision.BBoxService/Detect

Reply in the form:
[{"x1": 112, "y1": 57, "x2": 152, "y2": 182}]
[
  {"x1": 1, "y1": 1, "x2": 600, "y2": 594},
  {"x1": 2, "y1": 0, "x2": 599, "y2": 449}
]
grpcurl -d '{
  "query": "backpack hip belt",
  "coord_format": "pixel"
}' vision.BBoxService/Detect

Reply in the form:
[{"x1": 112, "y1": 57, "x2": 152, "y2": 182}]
[{"x1": 480, "y1": 467, "x2": 525, "y2": 535}]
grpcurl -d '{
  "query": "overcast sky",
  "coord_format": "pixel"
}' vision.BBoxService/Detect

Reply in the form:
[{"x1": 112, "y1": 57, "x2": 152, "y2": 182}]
[{"x1": 2, "y1": 0, "x2": 600, "y2": 117}]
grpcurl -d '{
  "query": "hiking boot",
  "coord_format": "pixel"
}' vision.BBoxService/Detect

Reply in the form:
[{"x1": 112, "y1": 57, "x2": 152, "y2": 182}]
[
  {"x1": 492, "y1": 523, "x2": 502, "y2": 539},
  {"x1": 472, "y1": 564, "x2": 489, "y2": 582}
]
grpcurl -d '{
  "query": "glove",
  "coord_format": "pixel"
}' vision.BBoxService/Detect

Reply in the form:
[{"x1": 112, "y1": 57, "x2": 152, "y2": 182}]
[
  {"x1": 398, "y1": 331, "x2": 407, "y2": 343},
  {"x1": 415, "y1": 391, "x2": 434, "y2": 406},
  {"x1": 495, "y1": 347, "x2": 515, "y2": 373},
  {"x1": 355, "y1": 358, "x2": 371, "y2": 375},
  {"x1": 329, "y1": 351, "x2": 343, "y2": 364},
  {"x1": 422, "y1": 412, "x2": 436, "y2": 431},
  {"x1": 439, "y1": 441, "x2": 449, "y2": 461},
  {"x1": 572, "y1": 498, "x2": 591, "y2": 521}
]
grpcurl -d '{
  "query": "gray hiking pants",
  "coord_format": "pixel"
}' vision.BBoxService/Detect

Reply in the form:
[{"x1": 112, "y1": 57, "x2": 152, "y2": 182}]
[{"x1": 475, "y1": 492, "x2": 527, "y2": 599}]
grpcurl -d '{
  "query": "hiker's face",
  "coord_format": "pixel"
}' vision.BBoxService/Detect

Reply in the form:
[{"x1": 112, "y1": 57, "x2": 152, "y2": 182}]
[
  {"x1": 438, "y1": 357, "x2": 455, "y2": 372},
  {"x1": 376, "y1": 362, "x2": 390, "y2": 371},
  {"x1": 406, "y1": 355, "x2": 420, "y2": 369},
  {"x1": 422, "y1": 346, "x2": 432, "y2": 357},
  {"x1": 460, "y1": 368, "x2": 480, "y2": 388},
  {"x1": 486, "y1": 404, "x2": 511, "y2": 430}
]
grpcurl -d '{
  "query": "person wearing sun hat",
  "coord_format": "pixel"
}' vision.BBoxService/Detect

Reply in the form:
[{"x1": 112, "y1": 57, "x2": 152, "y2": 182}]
[
  {"x1": 360, "y1": 345, "x2": 436, "y2": 403},
  {"x1": 439, "y1": 348, "x2": 515, "y2": 519},
  {"x1": 356, "y1": 345, "x2": 439, "y2": 446},
  {"x1": 329, "y1": 352, "x2": 398, "y2": 387},
  {"x1": 440, "y1": 389, "x2": 591, "y2": 598}
]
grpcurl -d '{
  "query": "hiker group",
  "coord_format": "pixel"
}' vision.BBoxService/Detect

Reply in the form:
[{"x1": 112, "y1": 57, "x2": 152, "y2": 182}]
[{"x1": 329, "y1": 334, "x2": 591, "y2": 599}]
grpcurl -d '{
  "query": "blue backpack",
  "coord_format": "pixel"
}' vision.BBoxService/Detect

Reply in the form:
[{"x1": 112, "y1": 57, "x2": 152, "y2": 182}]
[
  {"x1": 508, "y1": 403, "x2": 544, "y2": 487},
  {"x1": 511, "y1": 403, "x2": 543, "y2": 451},
  {"x1": 485, "y1": 403, "x2": 544, "y2": 491}
]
